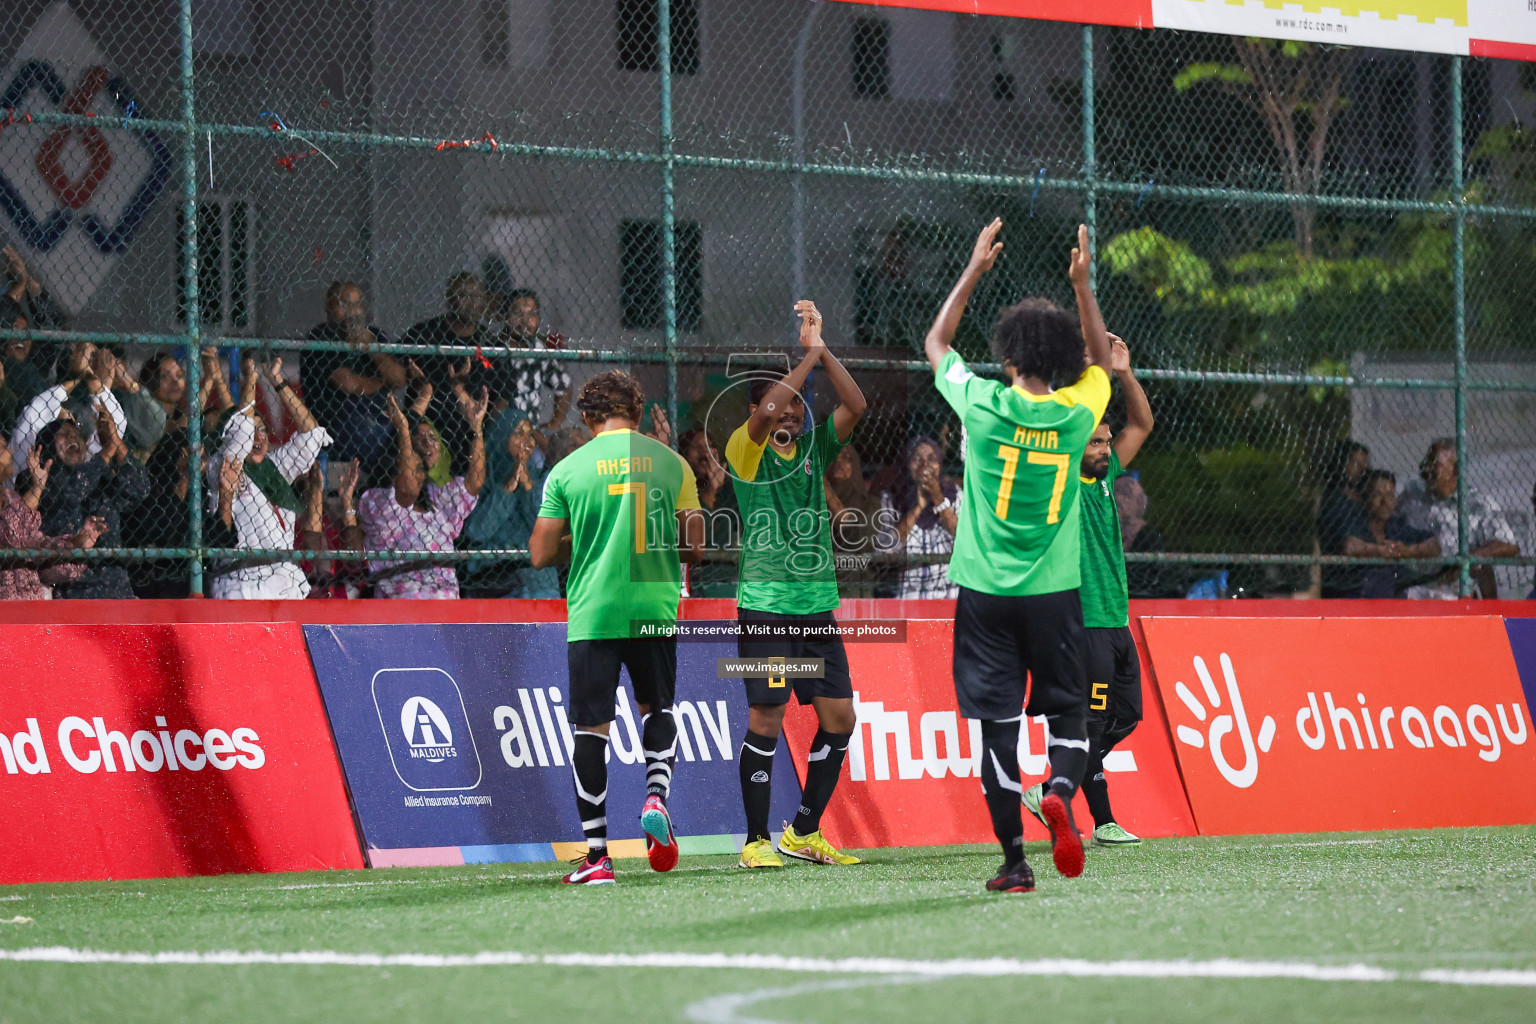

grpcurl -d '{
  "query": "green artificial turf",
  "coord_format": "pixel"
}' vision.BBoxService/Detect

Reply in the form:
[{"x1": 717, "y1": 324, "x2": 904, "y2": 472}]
[{"x1": 1, "y1": 828, "x2": 1534, "y2": 1023}]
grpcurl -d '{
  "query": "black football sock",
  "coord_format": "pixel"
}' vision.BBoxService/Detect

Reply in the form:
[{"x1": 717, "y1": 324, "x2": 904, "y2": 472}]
[
  {"x1": 979, "y1": 719, "x2": 1025, "y2": 868},
  {"x1": 1045, "y1": 709, "x2": 1090, "y2": 799},
  {"x1": 738, "y1": 729, "x2": 778, "y2": 843},
  {"x1": 1084, "y1": 720, "x2": 1138, "y2": 827},
  {"x1": 641, "y1": 708, "x2": 678, "y2": 800},
  {"x1": 571, "y1": 731, "x2": 610, "y2": 862},
  {"x1": 792, "y1": 729, "x2": 851, "y2": 836}
]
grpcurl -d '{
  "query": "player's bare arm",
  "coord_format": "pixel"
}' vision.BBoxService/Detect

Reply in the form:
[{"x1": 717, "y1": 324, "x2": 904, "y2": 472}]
[
  {"x1": 798, "y1": 300, "x2": 866, "y2": 443},
  {"x1": 528, "y1": 516, "x2": 571, "y2": 569},
  {"x1": 1069, "y1": 224, "x2": 1111, "y2": 371},
  {"x1": 924, "y1": 218, "x2": 1003, "y2": 373},
  {"x1": 746, "y1": 307, "x2": 823, "y2": 447},
  {"x1": 677, "y1": 509, "x2": 704, "y2": 564},
  {"x1": 1108, "y1": 335, "x2": 1154, "y2": 467}
]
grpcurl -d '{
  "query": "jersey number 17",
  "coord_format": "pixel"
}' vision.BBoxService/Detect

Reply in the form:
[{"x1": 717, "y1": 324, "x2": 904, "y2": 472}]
[{"x1": 994, "y1": 445, "x2": 1069, "y2": 524}]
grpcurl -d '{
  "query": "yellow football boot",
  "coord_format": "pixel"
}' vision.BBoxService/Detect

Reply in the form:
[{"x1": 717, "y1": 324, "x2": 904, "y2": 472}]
[
  {"x1": 738, "y1": 837, "x2": 784, "y2": 869},
  {"x1": 776, "y1": 824, "x2": 861, "y2": 865}
]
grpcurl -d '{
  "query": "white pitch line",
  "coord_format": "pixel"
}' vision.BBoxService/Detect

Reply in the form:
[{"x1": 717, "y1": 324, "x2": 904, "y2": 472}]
[{"x1": 0, "y1": 948, "x2": 1532, "y2": 988}]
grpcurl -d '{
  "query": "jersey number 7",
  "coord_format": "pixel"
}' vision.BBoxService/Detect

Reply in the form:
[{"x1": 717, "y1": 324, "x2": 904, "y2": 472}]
[
  {"x1": 994, "y1": 445, "x2": 1070, "y2": 524},
  {"x1": 608, "y1": 481, "x2": 647, "y2": 553}
]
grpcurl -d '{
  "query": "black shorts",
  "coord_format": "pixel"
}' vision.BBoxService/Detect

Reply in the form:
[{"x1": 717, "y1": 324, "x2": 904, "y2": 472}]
[
  {"x1": 1084, "y1": 625, "x2": 1143, "y2": 730},
  {"x1": 952, "y1": 586, "x2": 1086, "y2": 721},
  {"x1": 566, "y1": 638, "x2": 677, "y2": 727},
  {"x1": 737, "y1": 608, "x2": 854, "y2": 706}
]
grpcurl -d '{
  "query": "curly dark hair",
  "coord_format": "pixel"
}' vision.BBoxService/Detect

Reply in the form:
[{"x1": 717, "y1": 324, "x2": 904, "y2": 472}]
[
  {"x1": 990, "y1": 298, "x2": 1086, "y2": 385},
  {"x1": 577, "y1": 370, "x2": 645, "y2": 425}
]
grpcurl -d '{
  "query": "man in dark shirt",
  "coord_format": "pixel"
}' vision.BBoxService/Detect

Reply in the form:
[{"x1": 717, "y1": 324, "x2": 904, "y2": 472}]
[
  {"x1": 1344, "y1": 469, "x2": 1439, "y2": 598},
  {"x1": 301, "y1": 281, "x2": 405, "y2": 476},
  {"x1": 482, "y1": 289, "x2": 573, "y2": 434},
  {"x1": 401, "y1": 273, "x2": 492, "y2": 467}
]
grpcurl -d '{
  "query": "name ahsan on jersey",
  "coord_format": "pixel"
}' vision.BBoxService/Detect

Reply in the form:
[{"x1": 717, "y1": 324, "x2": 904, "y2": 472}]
[
  {"x1": 594, "y1": 456, "x2": 653, "y2": 475},
  {"x1": 1011, "y1": 426, "x2": 1061, "y2": 450}
]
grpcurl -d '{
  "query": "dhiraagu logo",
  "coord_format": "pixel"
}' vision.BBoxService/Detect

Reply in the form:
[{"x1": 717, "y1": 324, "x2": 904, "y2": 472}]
[
  {"x1": 372, "y1": 668, "x2": 482, "y2": 792},
  {"x1": 1172, "y1": 653, "x2": 1276, "y2": 790}
]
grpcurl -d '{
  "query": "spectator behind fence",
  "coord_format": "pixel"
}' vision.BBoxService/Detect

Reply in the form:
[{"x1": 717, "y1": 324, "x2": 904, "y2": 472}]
[
  {"x1": 459, "y1": 408, "x2": 559, "y2": 598},
  {"x1": 205, "y1": 356, "x2": 332, "y2": 600},
  {"x1": 359, "y1": 386, "x2": 487, "y2": 599},
  {"x1": 296, "y1": 459, "x2": 368, "y2": 599},
  {"x1": 123, "y1": 428, "x2": 197, "y2": 598},
  {"x1": 2, "y1": 307, "x2": 47, "y2": 437},
  {"x1": 878, "y1": 436, "x2": 960, "y2": 600},
  {"x1": 8, "y1": 342, "x2": 126, "y2": 481},
  {"x1": 402, "y1": 272, "x2": 493, "y2": 468},
  {"x1": 1318, "y1": 440, "x2": 1370, "y2": 597},
  {"x1": 1116, "y1": 473, "x2": 1182, "y2": 598},
  {"x1": 302, "y1": 281, "x2": 406, "y2": 476},
  {"x1": 677, "y1": 425, "x2": 737, "y2": 597},
  {"x1": 1341, "y1": 469, "x2": 1441, "y2": 598},
  {"x1": 0, "y1": 436, "x2": 106, "y2": 599},
  {"x1": 4, "y1": 246, "x2": 68, "y2": 377},
  {"x1": 24, "y1": 412, "x2": 146, "y2": 598},
  {"x1": 483, "y1": 289, "x2": 573, "y2": 443},
  {"x1": 1398, "y1": 438, "x2": 1520, "y2": 599},
  {"x1": 122, "y1": 348, "x2": 235, "y2": 461},
  {"x1": 825, "y1": 443, "x2": 880, "y2": 598}
]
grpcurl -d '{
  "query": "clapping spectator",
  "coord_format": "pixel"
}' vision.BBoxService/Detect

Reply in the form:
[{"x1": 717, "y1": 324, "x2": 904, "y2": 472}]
[
  {"x1": 297, "y1": 459, "x2": 368, "y2": 598},
  {"x1": 302, "y1": 281, "x2": 406, "y2": 476},
  {"x1": 1, "y1": 297, "x2": 47, "y2": 417},
  {"x1": 878, "y1": 436, "x2": 961, "y2": 599},
  {"x1": 23, "y1": 411, "x2": 146, "y2": 598},
  {"x1": 0, "y1": 438, "x2": 106, "y2": 599},
  {"x1": 459, "y1": 408, "x2": 559, "y2": 598},
  {"x1": 134, "y1": 348, "x2": 235, "y2": 449},
  {"x1": 205, "y1": 356, "x2": 332, "y2": 600},
  {"x1": 1342, "y1": 469, "x2": 1440, "y2": 598},
  {"x1": 359, "y1": 386, "x2": 487, "y2": 599},
  {"x1": 4, "y1": 246, "x2": 68, "y2": 377},
  {"x1": 402, "y1": 272, "x2": 493, "y2": 468},
  {"x1": 8, "y1": 342, "x2": 126, "y2": 480},
  {"x1": 1398, "y1": 439, "x2": 1520, "y2": 599}
]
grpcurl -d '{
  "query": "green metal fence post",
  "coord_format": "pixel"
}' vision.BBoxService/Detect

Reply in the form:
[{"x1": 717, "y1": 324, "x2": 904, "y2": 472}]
[
  {"x1": 1451, "y1": 55, "x2": 1470, "y2": 598},
  {"x1": 1082, "y1": 24, "x2": 1097, "y2": 289},
  {"x1": 658, "y1": 0, "x2": 679, "y2": 442},
  {"x1": 179, "y1": 0, "x2": 204, "y2": 596}
]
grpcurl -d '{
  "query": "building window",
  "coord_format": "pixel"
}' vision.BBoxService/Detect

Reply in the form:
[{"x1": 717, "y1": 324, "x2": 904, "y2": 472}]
[
  {"x1": 850, "y1": 18, "x2": 889, "y2": 100},
  {"x1": 177, "y1": 196, "x2": 255, "y2": 334},
  {"x1": 990, "y1": 35, "x2": 1015, "y2": 103},
  {"x1": 620, "y1": 219, "x2": 701, "y2": 332},
  {"x1": 617, "y1": 0, "x2": 699, "y2": 75}
]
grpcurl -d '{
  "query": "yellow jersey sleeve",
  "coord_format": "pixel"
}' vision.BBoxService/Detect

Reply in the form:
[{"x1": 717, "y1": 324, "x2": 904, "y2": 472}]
[
  {"x1": 1056, "y1": 364, "x2": 1112, "y2": 424},
  {"x1": 674, "y1": 451, "x2": 701, "y2": 511},
  {"x1": 725, "y1": 421, "x2": 768, "y2": 482}
]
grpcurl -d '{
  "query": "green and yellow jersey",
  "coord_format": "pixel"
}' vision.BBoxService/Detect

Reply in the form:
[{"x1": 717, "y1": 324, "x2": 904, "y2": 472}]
[
  {"x1": 933, "y1": 351, "x2": 1110, "y2": 596},
  {"x1": 1079, "y1": 448, "x2": 1129, "y2": 628},
  {"x1": 537, "y1": 428, "x2": 700, "y2": 641},
  {"x1": 725, "y1": 417, "x2": 847, "y2": 615}
]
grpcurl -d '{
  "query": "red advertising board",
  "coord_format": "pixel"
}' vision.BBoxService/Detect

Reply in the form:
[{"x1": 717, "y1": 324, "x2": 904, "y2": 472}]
[
  {"x1": 0, "y1": 624, "x2": 363, "y2": 883},
  {"x1": 783, "y1": 619, "x2": 1196, "y2": 850},
  {"x1": 1140, "y1": 616, "x2": 1536, "y2": 835}
]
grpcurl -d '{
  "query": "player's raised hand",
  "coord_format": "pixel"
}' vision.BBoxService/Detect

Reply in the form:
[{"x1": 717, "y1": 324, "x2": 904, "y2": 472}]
[
  {"x1": 1069, "y1": 223, "x2": 1092, "y2": 285},
  {"x1": 968, "y1": 218, "x2": 1004, "y2": 275},
  {"x1": 1108, "y1": 334, "x2": 1130, "y2": 374},
  {"x1": 795, "y1": 300, "x2": 825, "y2": 353}
]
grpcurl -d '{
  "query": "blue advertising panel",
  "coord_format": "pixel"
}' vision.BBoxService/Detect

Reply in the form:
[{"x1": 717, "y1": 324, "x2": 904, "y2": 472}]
[
  {"x1": 1506, "y1": 618, "x2": 1536, "y2": 712},
  {"x1": 303, "y1": 623, "x2": 801, "y2": 865}
]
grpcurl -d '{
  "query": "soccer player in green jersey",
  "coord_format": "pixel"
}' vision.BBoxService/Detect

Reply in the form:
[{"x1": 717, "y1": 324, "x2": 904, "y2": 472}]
[
  {"x1": 728, "y1": 300, "x2": 867, "y2": 869},
  {"x1": 529, "y1": 371, "x2": 704, "y2": 885},
  {"x1": 926, "y1": 219, "x2": 1112, "y2": 893},
  {"x1": 1023, "y1": 334, "x2": 1153, "y2": 848}
]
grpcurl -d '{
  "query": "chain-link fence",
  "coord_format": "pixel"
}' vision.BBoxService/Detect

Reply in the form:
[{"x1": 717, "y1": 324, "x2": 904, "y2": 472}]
[{"x1": 1, "y1": 0, "x2": 1532, "y2": 600}]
